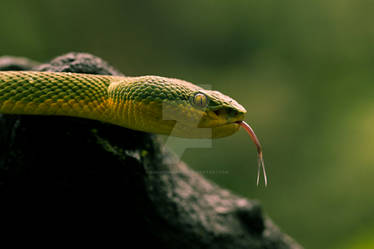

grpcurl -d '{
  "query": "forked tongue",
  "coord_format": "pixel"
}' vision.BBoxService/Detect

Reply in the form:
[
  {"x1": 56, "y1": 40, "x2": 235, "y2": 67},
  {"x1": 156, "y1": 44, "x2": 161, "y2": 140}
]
[{"x1": 238, "y1": 121, "x2": 268, "y2": 187}]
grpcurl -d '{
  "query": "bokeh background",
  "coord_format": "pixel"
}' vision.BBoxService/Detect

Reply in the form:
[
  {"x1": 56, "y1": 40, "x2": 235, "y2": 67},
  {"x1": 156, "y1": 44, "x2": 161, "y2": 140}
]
[{"x1": 1, "y1": 0, "x2": 374, "y2": 248}]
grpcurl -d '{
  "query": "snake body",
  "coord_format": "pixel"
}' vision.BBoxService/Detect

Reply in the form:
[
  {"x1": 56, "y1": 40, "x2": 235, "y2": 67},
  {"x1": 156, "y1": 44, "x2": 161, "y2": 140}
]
[{"x1": 0, "y1": 71, "x2": 246, "y2": 138}]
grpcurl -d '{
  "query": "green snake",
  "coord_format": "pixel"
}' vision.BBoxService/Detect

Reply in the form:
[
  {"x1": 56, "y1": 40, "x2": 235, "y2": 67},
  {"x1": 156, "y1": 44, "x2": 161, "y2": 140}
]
[{"x1": 0, "y1": 71, "x2": 267, "y2": 186}]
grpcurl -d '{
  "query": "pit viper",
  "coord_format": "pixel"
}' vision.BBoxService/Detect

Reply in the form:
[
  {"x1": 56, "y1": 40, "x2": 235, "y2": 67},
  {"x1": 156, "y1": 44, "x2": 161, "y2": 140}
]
[{"x1": 0, "y1": 71, "x2": 267, "y2": 186}]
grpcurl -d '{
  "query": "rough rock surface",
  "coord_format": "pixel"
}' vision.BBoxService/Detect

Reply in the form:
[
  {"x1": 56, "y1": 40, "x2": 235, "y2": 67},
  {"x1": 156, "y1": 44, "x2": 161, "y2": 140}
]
[{"x1": 0, "y1": 53, "x2": 302, "y2": 249}]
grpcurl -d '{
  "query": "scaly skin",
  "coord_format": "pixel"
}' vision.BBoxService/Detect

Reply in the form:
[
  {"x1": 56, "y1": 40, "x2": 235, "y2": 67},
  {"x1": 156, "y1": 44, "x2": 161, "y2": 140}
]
[{"x1": 0, "y1": 71, "x2": 246, "y2": 138}]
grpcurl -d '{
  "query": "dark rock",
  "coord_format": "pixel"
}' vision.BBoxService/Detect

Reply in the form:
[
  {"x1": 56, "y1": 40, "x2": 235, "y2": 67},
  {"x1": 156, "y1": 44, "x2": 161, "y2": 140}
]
[
  {"x1": 35, "y1": 52, "x2": 124, "y2": 76},
  {"x1": 0, "y1": 56, "x2": 39, "y2": 71},
  {"x1": 0, "y1": 53, "x2": 302, "y2": 248}
]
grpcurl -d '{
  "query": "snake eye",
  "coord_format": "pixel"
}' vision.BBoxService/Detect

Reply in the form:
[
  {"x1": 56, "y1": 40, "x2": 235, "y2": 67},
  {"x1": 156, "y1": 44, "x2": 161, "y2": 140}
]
[{"x1": 191, "y1": 92, "x2": 209, "y2": 109}]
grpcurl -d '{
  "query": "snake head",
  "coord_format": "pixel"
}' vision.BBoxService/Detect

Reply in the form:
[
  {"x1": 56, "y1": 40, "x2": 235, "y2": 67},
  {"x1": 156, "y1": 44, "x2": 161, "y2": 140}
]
[
  {"x1": 109, "y1": 76, "x2": 247, "y2": 138},
  {"x1": 191, "y1": 89, "x2": 247, "y2": 138}
]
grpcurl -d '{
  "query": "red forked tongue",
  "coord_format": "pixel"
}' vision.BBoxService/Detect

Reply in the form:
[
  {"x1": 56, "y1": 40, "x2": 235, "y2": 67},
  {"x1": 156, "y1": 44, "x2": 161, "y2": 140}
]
[{"x1": 238, "y1": 121, "x2": 268, "y2": 187}]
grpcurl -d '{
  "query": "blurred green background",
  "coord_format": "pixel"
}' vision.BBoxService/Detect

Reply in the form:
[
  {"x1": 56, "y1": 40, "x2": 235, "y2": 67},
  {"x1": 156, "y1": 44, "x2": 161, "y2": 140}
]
[{"x1": 1, "y1": 0, "x2": 374, "y2": 248}]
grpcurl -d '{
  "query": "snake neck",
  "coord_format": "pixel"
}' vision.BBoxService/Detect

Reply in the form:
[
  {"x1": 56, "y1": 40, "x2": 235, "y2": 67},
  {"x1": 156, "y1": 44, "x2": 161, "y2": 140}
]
[{"x1": 105, "y1": 78, "x2": 173, "y2": 133}]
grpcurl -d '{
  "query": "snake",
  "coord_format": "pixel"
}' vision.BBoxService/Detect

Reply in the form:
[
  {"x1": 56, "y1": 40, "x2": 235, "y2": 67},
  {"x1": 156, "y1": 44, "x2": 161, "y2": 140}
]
[{"x1": 0, "y1": 71, "x2": 267, "y2": 186}]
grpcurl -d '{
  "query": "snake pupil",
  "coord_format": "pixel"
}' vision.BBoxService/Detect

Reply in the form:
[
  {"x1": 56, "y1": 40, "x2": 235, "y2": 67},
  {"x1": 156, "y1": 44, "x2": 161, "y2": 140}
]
[{"x1": 192, "y1": 92, "x2": 208, "y2": 108}]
